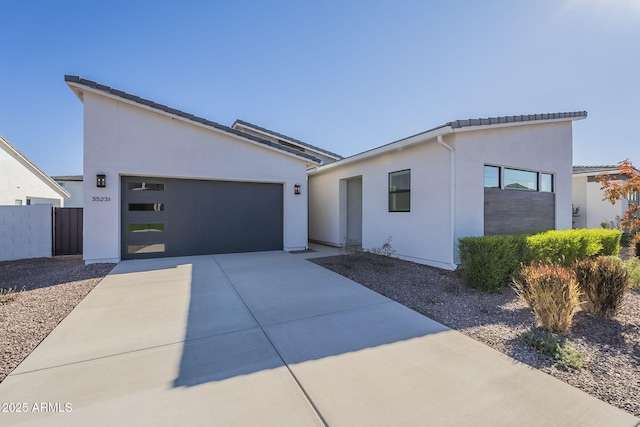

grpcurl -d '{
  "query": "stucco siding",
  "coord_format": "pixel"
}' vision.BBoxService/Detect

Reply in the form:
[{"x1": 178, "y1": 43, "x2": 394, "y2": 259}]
[
  {"x1": 0, "y1": 145, "x2": 64, "y2": 207},
  {"x1": 572, "y1": 174, "x2": 629, "y2": 230},
  {"x1": 82, "y1": 93, "x2": 309, "y2": 263},
  {"x1": 310, "y1": 141, "x2": 453, "y2": 269},
  {"x1": 454, "y1": 121, "x2": 573, "y2": 241}
]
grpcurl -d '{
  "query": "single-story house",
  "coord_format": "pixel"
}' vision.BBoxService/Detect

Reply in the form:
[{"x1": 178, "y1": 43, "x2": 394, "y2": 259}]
[
  {"x1": 0, "y1": 135, "x2": 69, "y2": 206},
  {"x1": 65, "y1": 75, "x2": 328, "y2": 264},
  {"x1": 66, "y1": 75, "x2": 586, "y2": 268},
  {"x1": 52, "y1": 175, "x2": 84, "y2": 207},
  {"x1": 309, "y1": 112, "x2": 587, "y2": 269},
  {"x1": 572, "y1": 166, "x2": 639, "y2": 229}
]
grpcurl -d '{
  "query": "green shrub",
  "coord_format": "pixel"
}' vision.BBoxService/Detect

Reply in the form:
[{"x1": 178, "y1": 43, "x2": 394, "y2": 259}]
[
  {"x1": 520, "y1": 330, "x2": 586, "y2": 371},
  {"x1": 458, "y1": 234, "x2": 528, "y2": 292},
  {"x1": 514, "y1": 262, "x2": 581, "y2": 333},
  {"x1": 458, "y1": 229, "x2": 622, "y2": 292},
  {"x1": 573, "y1": 256, "x2": 629, "y2": 318},
  {"x1": 623, "y1": 257, "x2": 640, "y2": 289},
  {"x1": 525, "y1": 229, "x2": 621, "y2": 266}
]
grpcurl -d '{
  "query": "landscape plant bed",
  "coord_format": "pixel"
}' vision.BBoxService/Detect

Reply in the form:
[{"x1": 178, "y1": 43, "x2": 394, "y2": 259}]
[
  {"x1": 311, "y1": 252, "x2": 640, "y2": 417},
  {"x1": 0, "y1": 256, "x2": 115, "y2": 383}
]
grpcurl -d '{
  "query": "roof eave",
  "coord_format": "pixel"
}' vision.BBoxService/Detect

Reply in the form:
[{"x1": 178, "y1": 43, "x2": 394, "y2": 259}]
[
  {"x1": 451, "y1": 115, "x2": 587, "y2": 134},
  {"x1": 309, "y1": 125, "x2": 453, "y2": 175},
  {"x1": 0, "y1": 136, "x2": 70, "y2": 198}
]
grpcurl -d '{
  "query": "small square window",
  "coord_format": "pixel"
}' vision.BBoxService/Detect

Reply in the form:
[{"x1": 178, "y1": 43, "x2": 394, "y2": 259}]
[
  {"x1": 15, "y1": 199, "x2": 22, "y2": 206},
  {"x1": 389, "y1": 169, "x2": 410, "y2": 212}
]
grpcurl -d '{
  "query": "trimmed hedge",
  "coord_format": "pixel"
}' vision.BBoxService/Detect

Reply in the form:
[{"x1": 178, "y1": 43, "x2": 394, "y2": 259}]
[
  {"x1": 457, "y1": 234, "x2": 528, "y2": 292},
  {"x1": 458, "y1": 229, "x2": 622, "y2": 292}
]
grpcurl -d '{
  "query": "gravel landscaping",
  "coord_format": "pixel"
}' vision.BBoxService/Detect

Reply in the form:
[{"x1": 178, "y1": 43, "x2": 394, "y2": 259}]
[
  {"x1": 0, "y1": 256, "x2": 114, "y2": 383},
  {"x1": 312, "y1": 252, "x2": 640, "y2": 418}
]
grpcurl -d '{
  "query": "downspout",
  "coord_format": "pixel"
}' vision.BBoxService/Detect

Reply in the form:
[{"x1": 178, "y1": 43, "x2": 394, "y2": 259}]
[{"x1": 437, "y1": 134, "x2": 457, "y2": 270}]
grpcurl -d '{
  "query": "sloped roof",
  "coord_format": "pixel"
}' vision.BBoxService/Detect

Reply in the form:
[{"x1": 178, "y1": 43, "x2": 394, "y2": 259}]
[
  {"x1": 573, "y1": 165, "x2": 639, "y2": 177},
  {"x1": 64, "y1": 76, "x2": 321, "y2": 165},
  {"x1": 448, "y1": 111, "x2": 587, "y2": 129},
  {"x1": 312, "y1": 111, "x2": 587, "y2": 173},
  {"x1": 0, "y1": 136, "x2": 70, "y2": 198},
  {"x1": 573, "y1": 166, "x2": 619, "y2": 175},
  {"x1": 232, "y1": 119, "x2": 343, "y2": 160}
]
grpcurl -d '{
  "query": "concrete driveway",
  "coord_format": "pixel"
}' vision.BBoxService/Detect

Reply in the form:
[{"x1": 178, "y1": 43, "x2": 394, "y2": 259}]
[{"x1": 0, "y1": 251, "x2": 637, "y2": 426}]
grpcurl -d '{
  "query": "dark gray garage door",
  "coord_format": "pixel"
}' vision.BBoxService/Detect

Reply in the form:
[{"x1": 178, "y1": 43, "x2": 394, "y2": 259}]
[{"x1": 121, "y1": 176, "x2": 283, "y2": 260}]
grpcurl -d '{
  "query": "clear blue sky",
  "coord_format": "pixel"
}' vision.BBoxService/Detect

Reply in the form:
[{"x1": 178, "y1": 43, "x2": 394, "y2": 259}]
[{"x1": 1, "y1": 0, "x2": 638, "y2": 176}]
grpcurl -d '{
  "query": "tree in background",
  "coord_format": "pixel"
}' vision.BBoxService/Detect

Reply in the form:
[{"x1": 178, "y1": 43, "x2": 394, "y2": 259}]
[{"x1": 596, "y1": 159, "x2": 640, "y2": 236}]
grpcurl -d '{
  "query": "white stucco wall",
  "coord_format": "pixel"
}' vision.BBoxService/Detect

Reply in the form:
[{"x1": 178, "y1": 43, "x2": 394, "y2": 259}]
[
  {"x1": 82, "y1": 92, "x2": 310, "y2": 263},
  {"x1": 310, "y1": 120, "x2": 576, "y2": 270},
  {"x1": 310, "y1": 141, "x2": 453, "y2": 269},
  {"x1": 0, "y1": 205, "x2": 52, "y2": 261},
  {"x1": 56, "y1": 180, "x2": 83, "y2": 207},
  {"x1": 572, "y1": 175, "x2": 625, "y2": 229},
  {"x1": 454, "y1": 121, "x2": 573, "y2": 241},
  {"x1": 0, "y1": 143, "x2": 64, "y2": 207}
]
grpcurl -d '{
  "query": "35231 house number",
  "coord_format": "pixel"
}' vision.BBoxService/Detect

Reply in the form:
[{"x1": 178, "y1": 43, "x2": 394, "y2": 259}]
[{"x1": 92, "y1": 196, "x2": 111, "y2": 202}]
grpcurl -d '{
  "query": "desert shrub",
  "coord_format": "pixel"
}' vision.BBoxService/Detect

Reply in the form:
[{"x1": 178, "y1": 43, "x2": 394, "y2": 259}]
[
  {"x1": 520, "y1": 330, "x2": 586, "y2": 371},
  {"x1": 525, "y1": 229, "x2": 621, "y2": 266},
  {"x1": 458, "y1": 229, "x2": 621, "y2": 292},
  {"x1": 573, "y1": 256, "x2": 629, "y2": 318},
  {"x1": 458, "y1": 234, "x2": 528, "y2": 292},
  {"x1": 514, "y1": 262, "x2": 581, "y2": 333},
  {"x1": 624, "y1": 257, "x2": 640, "y2": 289}
]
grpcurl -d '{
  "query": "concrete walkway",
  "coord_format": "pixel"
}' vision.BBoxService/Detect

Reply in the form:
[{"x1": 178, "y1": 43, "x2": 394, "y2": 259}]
[{"x1": 0, "y1": 252, "x2": 637, "y2": 426}]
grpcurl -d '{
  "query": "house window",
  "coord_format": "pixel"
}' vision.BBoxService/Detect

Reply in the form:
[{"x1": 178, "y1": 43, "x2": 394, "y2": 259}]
[
  {"x1": 503, "y1": 168, "x2": 538, "y2": 191},
  {"x1": 389, "y1": 169, "x2": 410, "y2": 212},
  {"x1": 541, "y1": 173, "x2": 553, "y2": 192},
  {"x1": 484, "y1": 166, "x2": 500, "y2": 188},
  {"x1": 15, "y1": 199, "x2": 22, "y2": 206},
  {"x1": 628, "y1": 191, "x2": 639, "y2": 206}
]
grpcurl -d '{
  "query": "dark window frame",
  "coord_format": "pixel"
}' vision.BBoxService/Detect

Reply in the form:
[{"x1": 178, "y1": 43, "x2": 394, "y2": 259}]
[{"x1": 389, "y1": 169, "x2": 411, "y2": 212}]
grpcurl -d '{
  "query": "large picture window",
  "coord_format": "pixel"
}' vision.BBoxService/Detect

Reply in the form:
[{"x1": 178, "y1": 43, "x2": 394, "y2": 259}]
[
  {"x1": 484, "y1": 165, "x2": 555, "y2": 193},
  {"x1": 389, "y1": 169, "x2": 410, "y2": 212}
]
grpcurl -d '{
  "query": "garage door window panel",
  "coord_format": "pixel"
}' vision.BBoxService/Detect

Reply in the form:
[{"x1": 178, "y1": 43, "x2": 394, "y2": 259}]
[
  {"x1": 128, "y1": 182, "x2": 165, "y2": 191},
  {"x1": 128, "y1": 203, "x2": 165, "y2": 211}
]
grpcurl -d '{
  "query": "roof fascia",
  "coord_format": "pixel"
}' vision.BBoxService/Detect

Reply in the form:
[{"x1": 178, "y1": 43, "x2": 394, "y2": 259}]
[
  {"x1": 451, "y1": 115, "x2": 586, "y2": 134},
  {"x1": 309, "y1": 126, "x2": 453, "y2": 175},
  {"x1": 0, "y1": 136, "x2": 70, "y2": 198},
  {"x1": 66, "y1": 82, "x2": 320, "y2": 166}
]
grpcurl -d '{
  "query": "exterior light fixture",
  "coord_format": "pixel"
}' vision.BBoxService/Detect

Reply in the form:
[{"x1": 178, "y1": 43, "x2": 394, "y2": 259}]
[
  {"x1": 96, "y1": 174, "x2": 106, "y2": 188},
  {"x1": 294, "y1": 184, "x2": 301, "y2": 195}
]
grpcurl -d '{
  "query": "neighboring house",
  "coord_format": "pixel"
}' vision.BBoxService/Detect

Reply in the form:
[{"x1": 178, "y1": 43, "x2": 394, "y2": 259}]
[
  {"x1": 309, "y1": 112, "x2": 587, "y2": 270},
  {"x1": 0, "y1": 135, "x2": 69, "y2": 206},
  {"x1": 52, "y1": 175, "x2": 84, "y2": 207},
  {"x1": 65, "y1": 76, "x2": 320, "y2": 264},
  {"x1": 572, "y1": 166, "x2": 639, "y2": 229}
]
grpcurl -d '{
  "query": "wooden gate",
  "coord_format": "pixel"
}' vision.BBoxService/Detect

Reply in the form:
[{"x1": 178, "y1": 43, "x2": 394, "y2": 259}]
[{"x1": 53, "y1": 207, "x2": 83, "y2": 256}]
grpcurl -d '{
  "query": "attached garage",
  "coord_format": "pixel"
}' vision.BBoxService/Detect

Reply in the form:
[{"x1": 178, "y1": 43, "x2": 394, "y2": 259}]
[
  {"x1": 66, "y1": 76, "x2": 320, "y2": 264},
  {"x1": 121, "y1": 176, "x2": 283, "y2": 260}
]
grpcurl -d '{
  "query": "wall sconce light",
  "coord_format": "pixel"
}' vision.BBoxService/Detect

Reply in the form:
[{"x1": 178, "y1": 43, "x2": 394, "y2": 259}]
[
  {"x1": 294, "y1": 184, "x2": 301, "y2": 195},
  {"x1": 96, "y1": 174, "x2": 106, "y2": 188}
]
